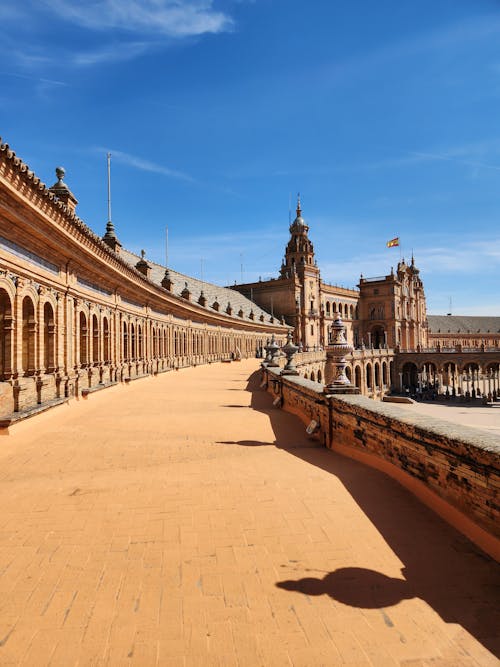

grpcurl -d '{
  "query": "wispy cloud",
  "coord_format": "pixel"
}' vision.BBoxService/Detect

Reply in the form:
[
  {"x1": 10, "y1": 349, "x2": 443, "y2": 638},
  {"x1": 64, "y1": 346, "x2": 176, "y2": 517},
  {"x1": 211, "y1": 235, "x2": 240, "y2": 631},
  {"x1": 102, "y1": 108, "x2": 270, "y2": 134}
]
[
  {"x1": 72, "y1": 42, "x2": 151, "y2": 66},
  {"x1": 95, "y1": 147, "x2": 196, "y2": 184},
  {"x1": 1, "y1": 72, "x2": 67, "y2": 87},
  {"x1": 41, "y1": 0, "x2": 233, "y2": 37}
]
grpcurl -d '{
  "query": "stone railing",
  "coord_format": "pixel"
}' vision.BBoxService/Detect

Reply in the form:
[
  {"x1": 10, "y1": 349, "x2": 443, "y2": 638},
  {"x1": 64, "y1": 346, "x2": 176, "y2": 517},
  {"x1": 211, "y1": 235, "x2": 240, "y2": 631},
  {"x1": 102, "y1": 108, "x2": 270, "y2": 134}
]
[
  {"x1": 294, "y1": 350, "x2": 326, "y2": 366},
  {"x1": 262, "y1": 364, "x2": 500, "y2": 561}
]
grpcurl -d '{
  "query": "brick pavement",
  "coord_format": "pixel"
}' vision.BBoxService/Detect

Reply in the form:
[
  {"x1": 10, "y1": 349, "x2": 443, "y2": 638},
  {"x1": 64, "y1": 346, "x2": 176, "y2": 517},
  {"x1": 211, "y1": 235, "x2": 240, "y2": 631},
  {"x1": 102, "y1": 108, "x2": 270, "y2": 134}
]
[{"x1": 0, "y1": 359, "x2": 498, "y2": 666}]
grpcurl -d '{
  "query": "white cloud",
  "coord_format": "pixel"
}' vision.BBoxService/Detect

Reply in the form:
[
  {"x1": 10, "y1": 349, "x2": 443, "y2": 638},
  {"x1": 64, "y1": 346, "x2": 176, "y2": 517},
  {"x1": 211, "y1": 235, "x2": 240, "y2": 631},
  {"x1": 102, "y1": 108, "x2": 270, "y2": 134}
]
[
  {"x1": 72, "y1": 42, "x2": 151, "y2": 66},
  {"x1": 96, "y1": 147, "x2": 196, "y2": 183},
  {"x1": 41, "y1": 0, "x2": 233, "y2": 37}
]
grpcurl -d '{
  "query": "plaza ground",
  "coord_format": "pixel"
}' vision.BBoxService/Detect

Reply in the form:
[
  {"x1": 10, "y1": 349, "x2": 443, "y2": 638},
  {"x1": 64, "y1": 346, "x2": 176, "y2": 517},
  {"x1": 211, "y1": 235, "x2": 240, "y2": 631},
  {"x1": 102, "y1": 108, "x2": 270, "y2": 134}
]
[
  {"x1": 0, "y1": 359, "x2": 498, "y2": 666},
  {"x1": 389, "y1": 399, "x2": 500, "y2": 436}
]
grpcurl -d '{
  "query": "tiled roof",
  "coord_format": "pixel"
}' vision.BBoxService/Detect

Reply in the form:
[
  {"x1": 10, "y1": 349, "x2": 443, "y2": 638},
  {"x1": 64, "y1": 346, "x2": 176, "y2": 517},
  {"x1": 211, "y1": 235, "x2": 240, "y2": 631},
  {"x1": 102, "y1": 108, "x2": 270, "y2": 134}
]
[
  {"x1": 120, "y1": 249, "x2": 282, "y2": 326},
  {"x1": 428, "y1": 315, "x2": 500, "y2": 334}
]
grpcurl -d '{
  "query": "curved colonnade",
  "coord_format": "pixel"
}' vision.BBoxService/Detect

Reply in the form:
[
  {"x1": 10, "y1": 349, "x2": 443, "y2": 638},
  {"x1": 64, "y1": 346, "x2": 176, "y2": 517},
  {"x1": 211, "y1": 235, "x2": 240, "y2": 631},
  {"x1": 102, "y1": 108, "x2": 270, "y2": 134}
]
[
  {"x1": 397, "y1": 353, "x2": 500, "y2": 399},
  {"x1": 289, "y1": 348, "x2": 500, "y2": 401},
  {"x1": 0, "y1": 140, "x2": 286, "y2": 419}
]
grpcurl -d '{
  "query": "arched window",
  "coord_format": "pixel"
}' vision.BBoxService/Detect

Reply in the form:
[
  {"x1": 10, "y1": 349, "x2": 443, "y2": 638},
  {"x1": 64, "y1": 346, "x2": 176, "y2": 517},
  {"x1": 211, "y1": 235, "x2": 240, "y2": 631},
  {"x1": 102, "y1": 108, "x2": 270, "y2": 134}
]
[
  {"x1": 355, "y1": 366, "x2": 361, "y2": 389},
  {"x1": 130, "y1": 323, "x2": 136, "y2": 359},
  {"x1": 103, "y1": 317, "x2": 110, "y2": 362},
  {"x1": 92, "y1": 314, "x2": 99, "y2": 363},
  {"x1": 123, "y1": 321, "x2": 128, "y2": 361},
  {"x1": 79, "y1": 311, "x2": 88, "y2": 366},
  {"x1": 22, "y1": 296, "x2": 36, "y2": 374},
  {"x1": 326, "y1": 302, "x2": 330, "y2": 316},
  {"x1": 152, "y1": 327, "x2": 157, "y2": 357},
  {"x1": 43, "y1": 302, "x2": 55, "y2": 372},
  {"x1": 0, "y1": 289, "x2": 13, "y2": 379},
  {"x1": 137, "y1": 324, "x2": 142, "y2": 359}
]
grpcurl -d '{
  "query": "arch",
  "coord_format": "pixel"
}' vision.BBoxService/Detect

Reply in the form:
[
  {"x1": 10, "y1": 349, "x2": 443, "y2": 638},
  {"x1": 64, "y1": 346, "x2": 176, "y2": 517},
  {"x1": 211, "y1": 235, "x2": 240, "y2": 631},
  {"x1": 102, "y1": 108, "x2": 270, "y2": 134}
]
[
  {"x1": 354, "y1": 365, "x2": 362, "y2": 389},
  {"x1": 137, "y1": 323, "x2": 143, "y2": 359},
  {"x1": 130, "y1": 323, "x2": 136, "y2": 359},
  {"x1": 349, "y1": 305, "x2": 354, "y2": 319},
  {"x1": 0, "y1": 289, "x2": 13, "y2": 379},
  {"x1": 366, "y1": 363, "x2": 373, "y2": 390},
  {"x1": 369, "y1": 325, "x2": 385, "y2": 349},
  {"x1": 152, "y1": 324, "x2": 158, "y2": 357},
  {"x1": 382, "y1": 361, "x2": 388, "y2": 386},
  {"x1": 402, "y1": 362, "x2": 418, "y2": 392},
  {"x1": 310, "y1": 370, "x2": 316, "y2": 382},
  {"x1": 326, "y1": 301, "x2": 330, "y2": 316},
  {"x1": 345, "y1": 366, "x2": 351, "y2": 382},
  {"x1": 79, "y1": 311, "x2": 88, "y2": 366},
  {"x1": 122, "y1": 321, "x2": 129, "y2": 362},
  {"x1": 103, "y1": 316, "x2": 110, "y2": 362},
  {"x1": 462, "y1": 361, "x2": 480, "y2": 397},
  {"x1": 92, "y1": 313, "x2": 99, "y2": 363},
  {"x1": 317, "y1": 369, "x2": 322, "y2": 384},
  {"x1": 374, "y1": 362, "x2": 380, "y2": 388},
  {"x1": 22, "y1": 296, "x2": 36, "y2": 374},
  {"x1": 43, "y1": 301, "x2": 56, "y2": 372}
]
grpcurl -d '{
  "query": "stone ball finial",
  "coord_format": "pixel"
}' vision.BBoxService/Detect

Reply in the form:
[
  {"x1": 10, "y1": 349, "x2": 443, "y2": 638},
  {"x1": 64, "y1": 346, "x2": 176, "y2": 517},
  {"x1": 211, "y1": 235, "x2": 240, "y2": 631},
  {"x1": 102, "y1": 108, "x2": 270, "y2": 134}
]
[{"x1": 55, "y1": 166, "x2": 65, "y2": 181}]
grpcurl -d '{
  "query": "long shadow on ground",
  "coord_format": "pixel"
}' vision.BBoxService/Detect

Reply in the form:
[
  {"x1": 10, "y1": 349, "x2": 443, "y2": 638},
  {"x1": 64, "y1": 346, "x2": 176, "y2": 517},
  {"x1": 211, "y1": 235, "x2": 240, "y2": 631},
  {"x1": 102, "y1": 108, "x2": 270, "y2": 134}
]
[{"x1": 228, "y1": 370, "x2": 500, "y2": 657}]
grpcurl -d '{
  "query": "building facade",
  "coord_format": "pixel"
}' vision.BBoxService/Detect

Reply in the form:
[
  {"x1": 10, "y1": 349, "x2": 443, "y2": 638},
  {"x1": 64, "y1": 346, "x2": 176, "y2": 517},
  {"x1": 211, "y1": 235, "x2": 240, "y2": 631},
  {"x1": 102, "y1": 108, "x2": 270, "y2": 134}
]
[
  {"x1": 0, "y1": 139, "x2": 286, "y2": 420},
  {"x1": 232, "y1": 198, "x2": 499, "y2": 398},
  {"x1": 231, "y1": 198, "x2": 429, "y2": 354}
]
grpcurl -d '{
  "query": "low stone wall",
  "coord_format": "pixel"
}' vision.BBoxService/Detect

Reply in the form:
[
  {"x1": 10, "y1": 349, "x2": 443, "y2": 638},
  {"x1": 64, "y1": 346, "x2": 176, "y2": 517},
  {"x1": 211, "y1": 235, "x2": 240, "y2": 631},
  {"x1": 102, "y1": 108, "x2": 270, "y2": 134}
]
[{"x1": 263, "y1": 365, "x2": 500, "y2": 560}]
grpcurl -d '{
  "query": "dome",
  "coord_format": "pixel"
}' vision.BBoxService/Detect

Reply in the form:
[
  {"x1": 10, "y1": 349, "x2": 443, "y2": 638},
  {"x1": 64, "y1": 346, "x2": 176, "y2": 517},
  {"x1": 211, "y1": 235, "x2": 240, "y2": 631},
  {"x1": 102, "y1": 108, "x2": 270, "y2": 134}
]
[{"x1": 289, "y1": 194, "x2": 308, "y2": 231}]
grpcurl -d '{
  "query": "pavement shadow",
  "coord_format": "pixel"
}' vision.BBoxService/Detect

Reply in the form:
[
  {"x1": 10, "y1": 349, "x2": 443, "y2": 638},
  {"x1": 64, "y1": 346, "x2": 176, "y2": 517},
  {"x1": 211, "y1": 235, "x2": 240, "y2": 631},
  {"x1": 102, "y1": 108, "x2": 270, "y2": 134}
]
[
  {"x1": 217, "y1": 440, "x2": 273, "y2": 447},
  {"x1": 276, "y1": 567, "x2": 411, "y2": 609},
  {"x1": 242, "y1": 370, "x2": 500, "y2": 657}
]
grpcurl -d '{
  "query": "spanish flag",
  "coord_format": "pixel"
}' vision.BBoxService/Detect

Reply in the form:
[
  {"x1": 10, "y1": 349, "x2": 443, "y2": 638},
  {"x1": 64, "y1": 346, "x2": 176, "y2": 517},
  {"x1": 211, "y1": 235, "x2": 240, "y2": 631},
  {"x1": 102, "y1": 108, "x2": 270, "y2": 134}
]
[{"x1": 386, "y1": 237, "x2": 400, "y2": 248}]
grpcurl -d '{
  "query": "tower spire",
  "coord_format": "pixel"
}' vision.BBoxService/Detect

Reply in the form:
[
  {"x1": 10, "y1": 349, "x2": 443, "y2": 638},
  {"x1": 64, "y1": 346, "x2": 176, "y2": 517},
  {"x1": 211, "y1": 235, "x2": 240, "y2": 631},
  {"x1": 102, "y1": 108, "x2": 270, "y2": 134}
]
[{"x1": 296, "y1": 192, "x2": 301, "y2": 217}]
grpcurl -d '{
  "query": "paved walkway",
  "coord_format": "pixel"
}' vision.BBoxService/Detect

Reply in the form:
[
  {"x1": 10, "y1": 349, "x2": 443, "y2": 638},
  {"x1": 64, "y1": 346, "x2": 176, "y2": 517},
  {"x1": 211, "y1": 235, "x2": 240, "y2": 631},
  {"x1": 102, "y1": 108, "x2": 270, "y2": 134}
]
[{"x1": 0, "y1": 360, "x2": 498, "y2": 666}]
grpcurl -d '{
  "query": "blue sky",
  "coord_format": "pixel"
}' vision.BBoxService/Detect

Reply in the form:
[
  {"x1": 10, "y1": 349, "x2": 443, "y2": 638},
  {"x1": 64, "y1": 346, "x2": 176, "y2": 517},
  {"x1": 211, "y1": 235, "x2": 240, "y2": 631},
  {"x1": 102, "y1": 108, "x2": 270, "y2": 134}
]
[{"x1": 1, "y1": 0, "x2": 499, "y2": 315}]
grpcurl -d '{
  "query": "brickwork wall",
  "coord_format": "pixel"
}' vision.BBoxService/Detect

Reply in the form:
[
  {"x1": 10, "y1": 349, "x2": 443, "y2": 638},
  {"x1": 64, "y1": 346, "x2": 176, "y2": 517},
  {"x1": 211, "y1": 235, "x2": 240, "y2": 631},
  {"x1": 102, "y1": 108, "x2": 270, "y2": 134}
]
[{"x1": 263, "y1": 366, "x2": 500, "y2": 559}]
